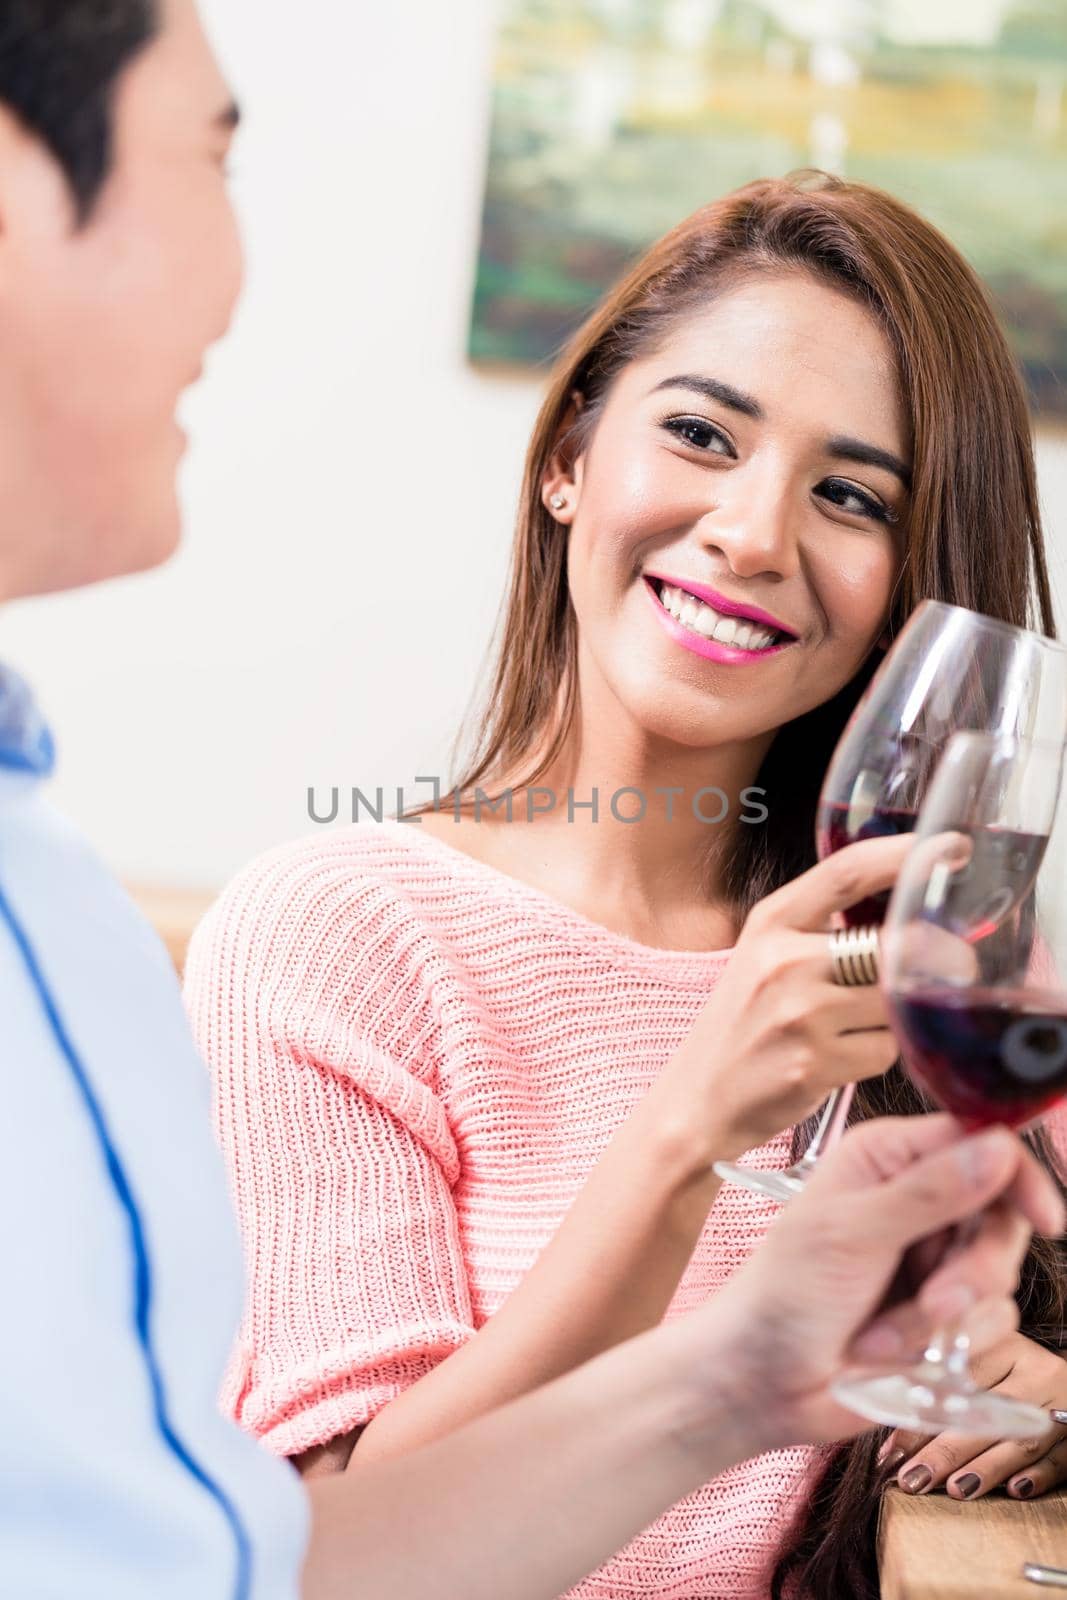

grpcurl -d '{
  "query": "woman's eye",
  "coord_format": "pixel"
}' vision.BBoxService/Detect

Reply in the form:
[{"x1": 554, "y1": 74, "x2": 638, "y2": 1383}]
[
  {"x1": 816, "y1": 477, "x2": 896, "y2": 525},
  {"x1": 662, "y1": 415, "x2": 735, "y2": 456}
]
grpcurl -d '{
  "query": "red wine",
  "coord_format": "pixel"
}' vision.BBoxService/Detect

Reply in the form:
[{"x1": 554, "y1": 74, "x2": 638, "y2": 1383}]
[
  {"x1": 816, "y1": 803, "x2": 917, "y2": 927},
  {"x1": 817, "y1": 803, "x2": 1048, "y2": 939},
  {"x1": 890, "y1": 986, "x2": 1067, "y2": 1130}
]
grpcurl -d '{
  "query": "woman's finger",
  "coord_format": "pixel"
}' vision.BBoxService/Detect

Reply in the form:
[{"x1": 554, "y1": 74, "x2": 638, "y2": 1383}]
[
  {"x1": 888, "y1": 1330, "x2": 1062, "y2": 1498},
  {"x1": 945, "y1": 1425, "x2": 1067, "y2": 1501},
  {"x1": 1007, "y1": 1435, "x2": 1067, "y2": 1500},
  {"x1": 826, "y1": 1027, "x2": 901, "y2": 1084},
  {"x1": 877, "y1": 1429, "x2": 932, "y2": 1474},
  {"x1": 826, "y1": 981, "x2": 892, "y2": 1032},
  {"x1": 753, "y1": 835, "x2": 915, "y2": 933},
  {"x1": 895, "y1": 1429, "x2": 998, "y2": 1495},
  {"x1": 889, "y1": 920, "x2": 980, "y2": 987}
]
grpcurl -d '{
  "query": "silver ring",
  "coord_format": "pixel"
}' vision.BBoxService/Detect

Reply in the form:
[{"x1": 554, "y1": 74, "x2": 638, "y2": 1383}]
[{"x1": 828, "y1": 924, "x2": 881, "y2": 986}]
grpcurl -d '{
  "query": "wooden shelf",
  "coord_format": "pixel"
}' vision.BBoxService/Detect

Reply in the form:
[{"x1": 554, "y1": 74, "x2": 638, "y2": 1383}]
[
  {"x1": 879, "y1": 1485, "x2": 1067, "y2": 1598},
  {"x1": 126, "y1": 884, "x2": 217, "y2": 974}
]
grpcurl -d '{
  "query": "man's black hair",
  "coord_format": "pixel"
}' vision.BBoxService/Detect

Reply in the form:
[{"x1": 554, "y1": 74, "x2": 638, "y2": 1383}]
[{"x1": 0, "y1": 1, "x2": 158, "y2": 220}]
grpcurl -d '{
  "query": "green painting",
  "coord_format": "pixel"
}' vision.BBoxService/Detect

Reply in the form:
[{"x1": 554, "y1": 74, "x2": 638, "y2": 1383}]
[{"x1": 470, "y1": 0, "x2": 1067, "y2": 420}]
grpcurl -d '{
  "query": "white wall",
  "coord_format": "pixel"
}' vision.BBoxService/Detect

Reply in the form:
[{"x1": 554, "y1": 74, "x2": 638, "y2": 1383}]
[
  {"x1": 1, "y1": 0, "x2": 541, "y2": 887},
  {"x1": 2, "y1": 0, "x2": 1066, "y2": 889}
]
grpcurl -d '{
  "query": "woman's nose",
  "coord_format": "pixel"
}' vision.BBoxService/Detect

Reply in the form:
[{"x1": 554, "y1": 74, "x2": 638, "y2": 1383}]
[{"x1": 695, "y1": 476, "x2": 801, "y2": 580}]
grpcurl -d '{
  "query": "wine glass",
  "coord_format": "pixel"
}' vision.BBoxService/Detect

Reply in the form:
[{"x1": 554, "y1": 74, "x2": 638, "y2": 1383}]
[
  {"x1": 832, "y1": 730, "x2": 1067, "y2": 1438},
  {"x1": 714, "y1": 601, "x2": 1067, "y2": 1204}
]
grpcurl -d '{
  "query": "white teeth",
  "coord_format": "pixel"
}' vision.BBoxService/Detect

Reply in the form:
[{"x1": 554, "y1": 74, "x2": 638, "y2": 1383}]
[{"x1": 655, "y1": 582, "x2": 784, "y2": 652}]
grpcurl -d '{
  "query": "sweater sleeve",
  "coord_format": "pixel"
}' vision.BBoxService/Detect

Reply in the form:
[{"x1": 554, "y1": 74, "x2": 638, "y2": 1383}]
[{"x1": 183, "y1": 834, "x2": 474, "y2": 1458}]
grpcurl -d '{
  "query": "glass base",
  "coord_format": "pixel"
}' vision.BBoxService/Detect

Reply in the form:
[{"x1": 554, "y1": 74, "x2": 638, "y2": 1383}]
[
  {"x1": 712, "y1": 1160, "x2": 810, "y2": 1203},
  {"x1": 831, "y1": 1363, "x2": 1052, "y2": 1438}
]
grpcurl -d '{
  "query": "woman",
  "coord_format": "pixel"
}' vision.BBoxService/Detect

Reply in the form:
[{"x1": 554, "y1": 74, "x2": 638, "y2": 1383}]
[{"x1": 187, "y1": 173, "x2": 1067, "y2": 1600}]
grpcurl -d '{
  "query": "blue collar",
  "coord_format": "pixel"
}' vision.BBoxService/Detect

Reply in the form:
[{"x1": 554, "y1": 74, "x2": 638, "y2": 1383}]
[{"x1": 0, "y1": 664, "x2": 55, "y2": 777}]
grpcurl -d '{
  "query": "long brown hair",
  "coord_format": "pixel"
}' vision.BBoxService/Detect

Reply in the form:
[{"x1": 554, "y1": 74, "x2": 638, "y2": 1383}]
[
  {"x1": 442, "y1": 172, "x2": 1053, "y2": 904},
  {"x1": 441, "y1": 173, "x2": 1066, "y2": 1597}
]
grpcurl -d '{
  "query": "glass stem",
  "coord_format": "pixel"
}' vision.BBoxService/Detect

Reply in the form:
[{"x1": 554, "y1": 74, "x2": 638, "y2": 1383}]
[
  {"x1": 795, "y1": 1083, "x2": 857, "y2": 1172},
  {"x1": 920, "y1": 1214, "x2": 982, "y2": 1378}
]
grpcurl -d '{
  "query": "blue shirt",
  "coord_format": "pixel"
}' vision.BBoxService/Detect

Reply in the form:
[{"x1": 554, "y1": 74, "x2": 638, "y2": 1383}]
[{"x1": 0, "y1": 665, "x2": 307, "y2": 1599}]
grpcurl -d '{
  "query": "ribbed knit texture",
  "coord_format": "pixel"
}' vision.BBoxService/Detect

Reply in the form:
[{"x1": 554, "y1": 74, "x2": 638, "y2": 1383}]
[{"x1": 185, "y1": 819, "x2": 821, "y2": 1600}]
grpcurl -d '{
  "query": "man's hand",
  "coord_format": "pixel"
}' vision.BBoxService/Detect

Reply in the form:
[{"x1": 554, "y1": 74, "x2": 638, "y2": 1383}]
[{"x1": 680, "y1": 1116, "x2": 1065, "y2": 1459}]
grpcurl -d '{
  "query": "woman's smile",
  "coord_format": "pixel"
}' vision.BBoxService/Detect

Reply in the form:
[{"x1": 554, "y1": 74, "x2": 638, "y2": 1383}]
[{"x1": 642, "y1": 574, "x2": 798, "y2": 664}]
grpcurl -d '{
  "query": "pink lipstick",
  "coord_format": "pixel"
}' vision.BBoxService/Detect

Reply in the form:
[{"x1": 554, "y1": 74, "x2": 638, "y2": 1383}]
[
  {"x1": 642, "y1": 577, "x2": 797, "y2": 665},
  {"x1": 644, "y1": 571, "x2": 798, "y2": 638}
]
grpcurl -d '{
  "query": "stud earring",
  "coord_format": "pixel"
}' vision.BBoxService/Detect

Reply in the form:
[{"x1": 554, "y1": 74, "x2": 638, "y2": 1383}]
[{"x1": 549, "y1": 493, "x2": 567, "y2": 511}]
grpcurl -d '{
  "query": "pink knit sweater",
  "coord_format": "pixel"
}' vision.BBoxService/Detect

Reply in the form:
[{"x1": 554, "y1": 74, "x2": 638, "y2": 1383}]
[{"x1": 185, "y1": 819, "x2": 819, "y2": 1599}]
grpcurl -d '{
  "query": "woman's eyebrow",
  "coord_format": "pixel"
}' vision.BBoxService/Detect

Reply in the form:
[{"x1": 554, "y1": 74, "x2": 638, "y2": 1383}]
[
  {"x1": 827, "y1": 435, "x2": 912, "y2": 490},
  {"x1": 649, "y1": 374, "x2": 763, "y2": 420},
  {"x1": 649, "y1": 375, "x2": 911, "y2": 489}
]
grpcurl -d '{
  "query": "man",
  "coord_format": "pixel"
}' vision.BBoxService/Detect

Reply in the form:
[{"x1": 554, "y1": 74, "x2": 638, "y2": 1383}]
[{"x1": 0, "y1": 5, "x2": 1059, "y2": 1599}]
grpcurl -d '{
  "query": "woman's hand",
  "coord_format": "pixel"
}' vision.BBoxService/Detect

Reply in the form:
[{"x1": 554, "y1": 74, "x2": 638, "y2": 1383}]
[
  {"x1": 679, "y1": 1116, "x2": 1065, "y2": 1458},
  {"x1": 656, "y1": 835, "x2": 914, "y2": 1161},
  {"x1": 881, "y1": 1332, "x2": 1067, "y2": 1500}
]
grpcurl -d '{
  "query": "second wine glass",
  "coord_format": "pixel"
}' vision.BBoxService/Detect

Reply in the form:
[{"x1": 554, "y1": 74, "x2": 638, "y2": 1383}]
[
  {"x1": 831, "y1": 730, "x2": 1067, "y2": 1438},
  {"x1": 714, "y1": 599, "x2": 1067, "y2": 1204}
]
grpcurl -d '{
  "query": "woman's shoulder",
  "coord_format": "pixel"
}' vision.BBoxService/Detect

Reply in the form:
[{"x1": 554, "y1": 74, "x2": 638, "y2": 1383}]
[
  {"x1": 207, "y1": 817, "x2": 460, "y2": 910},
  {"x1": 185, "y1": 821, "x2": 458, "y2": 994},
  {"x1": 185, "y1": 824, "x2": 467, "y2": 1157}
]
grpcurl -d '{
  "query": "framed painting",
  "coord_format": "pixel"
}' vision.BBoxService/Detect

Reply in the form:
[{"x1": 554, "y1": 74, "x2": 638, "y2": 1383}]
[{"x1": 470, "y1": 0, "x2": 1067, "y2": 420}]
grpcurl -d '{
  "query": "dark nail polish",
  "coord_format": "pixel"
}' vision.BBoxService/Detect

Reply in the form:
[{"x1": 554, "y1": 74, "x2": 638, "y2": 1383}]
[
  {"x1": 900, "y1": 1465, "x2": 933, "y2": 1494},
  {"x1": 954, "y1": 1473, "x2": 981, "y2": 1499},
  {"x1": 1013, "y1": 1478, "x2": 1035, "y2": 1499},
  {"x1": 880, "y1": 1448, "x2": 907, "y2": 1474}
]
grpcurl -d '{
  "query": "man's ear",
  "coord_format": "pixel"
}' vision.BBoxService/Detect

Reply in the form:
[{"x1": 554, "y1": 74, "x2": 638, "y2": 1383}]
[
  {"x1": 541, "y1": 390, "x2": 586, "y2": 524},
  {"x1": 0, "y1": 101, "x2": 76, "y2": 256}
]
